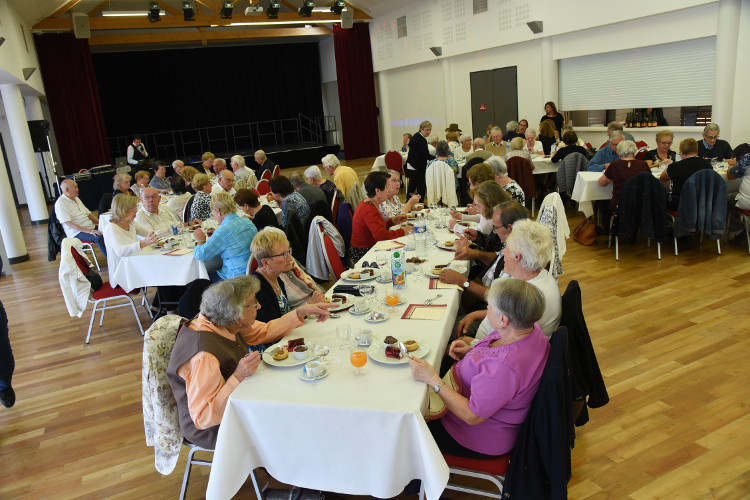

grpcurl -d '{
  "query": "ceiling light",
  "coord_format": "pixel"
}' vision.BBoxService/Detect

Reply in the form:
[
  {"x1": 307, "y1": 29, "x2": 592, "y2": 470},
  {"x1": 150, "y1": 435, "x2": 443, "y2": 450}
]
[
  {"x1": 230, "y1": 19, "x2": 338, "y2": 26},
  {"x1": 148, "y1": 2, "x2": 161, "y2": 22},
  {"x1": 23, "y1": 68, "x2": 36, "y2": 81},
  {"x1": 221, "y1": 0, "x2": 233, "y2": 19},
  {"x1": 102, "y1": 10, "x2": 164, "y2": 16},
  {"x1": 266, "y1": 0, "x2": 280, "y2": 18},
  {"x1": 330, "y1": 0, "x2": 345, "y2": 14},
  {"x1": 298, "y1": 0, "x2": 315, "y2": 17},
  {"x1": 183, "y1": 0, "x2": 196, "y2": 21}
]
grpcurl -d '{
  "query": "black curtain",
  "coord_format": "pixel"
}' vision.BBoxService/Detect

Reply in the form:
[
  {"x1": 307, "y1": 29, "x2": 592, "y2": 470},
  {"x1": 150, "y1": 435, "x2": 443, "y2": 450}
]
[{"x1": 91, "y1": 43, "x2": 323, "y2": 138}]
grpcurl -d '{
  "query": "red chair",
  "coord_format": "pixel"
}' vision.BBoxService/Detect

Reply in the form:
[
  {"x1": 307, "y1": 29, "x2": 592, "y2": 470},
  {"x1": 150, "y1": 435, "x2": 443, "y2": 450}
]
[
  {"x1": 384, "y1": 150, "x2": 403, "y2": 174},
  {"x1": 318, "y1": 221, "x2": 347, "y2": 280},
  {"x1": 506, "y1": 156, "x2": 536, "y2": 217},
  {"x1": 635, "y1": 148, "x2": 649, "y2": 161},
  {"x1": 69, "y1": 246, "x2": 144, "y2": 344},
  {"x1": 256, "y1": 179, "x2": 271, "y2": 195},
  {"x1": 584, "y1": 142, "x2": 593, "y2": 150},
  {"x1": 272, "y1": 165, "x2": 280, "y2": 178},
  {"x1": 261, "y1": 170, "x2": 272, "y2": 181},
  {"x1": 245, "y1": 255, "x2": 259, "y2": 275},
  {"x1": 251, "y1": 187, "x2": 261, "y2": 198},
  {"x1": 599, "y1": 141, "x2": 607, "y2": 150},
  {"x1": 635, "y1": 140, "x2": 649, "y2": 150},
  {"x1": 331, "y1": 195, "x2": 339, "y2": 222},
  {"x1": 438, "y1": 452, "x2": 512, "y2": 499}
]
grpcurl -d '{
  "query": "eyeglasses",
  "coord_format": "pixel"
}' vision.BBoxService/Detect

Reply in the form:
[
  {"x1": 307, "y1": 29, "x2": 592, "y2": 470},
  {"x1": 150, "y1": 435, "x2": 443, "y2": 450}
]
[
  {"x1": 360, "y1": 261, "x2": 379, "y2": 269},
  {"x1": 244, "y1": 297, "x2": 259, "y2": 308},
  {"x1": 492, "y1": 223, "x2": 511, "y2": 231},
  {"x1": 269, "y1": 248, "x2": 292, "y2": 259},
  {"x1": 658, "y1": 141, "x2": 673, "y2": 145},
  {"x1": 705, "y1": 134, "x2": 719, "y2": 141}
]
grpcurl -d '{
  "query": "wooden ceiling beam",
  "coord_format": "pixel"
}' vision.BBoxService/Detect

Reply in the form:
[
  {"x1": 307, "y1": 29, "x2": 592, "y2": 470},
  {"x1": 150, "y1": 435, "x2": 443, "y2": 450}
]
[
  {"x1": 49, "y1": 0, "x2": 82, "y2": 18},
  {"x1": 160, "y1": 2, "x2": 182, "y2": 17},
  {"x1": 87, "y1": 26, "x2": 331, "y2": 46},
  {"x1": 87, "y1": 1, "x2": 108, "y2": 17},
  {"x1": 33, "y1": 10, "x2": 370, "y2": 31}
]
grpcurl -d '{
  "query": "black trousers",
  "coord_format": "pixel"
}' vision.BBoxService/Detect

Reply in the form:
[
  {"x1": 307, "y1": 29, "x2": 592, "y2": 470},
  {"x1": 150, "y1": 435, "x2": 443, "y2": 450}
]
[{"x1": 407, "y1": 169, "x2": 426, "y2": 201}]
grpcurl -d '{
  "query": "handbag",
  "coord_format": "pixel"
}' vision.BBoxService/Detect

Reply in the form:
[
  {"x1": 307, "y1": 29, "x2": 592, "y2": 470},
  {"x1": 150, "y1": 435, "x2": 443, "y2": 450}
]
[
  {"x1": 425, "y1": 365, "x2": 461, "y2": 421},
  {"x1": 571, "y1": 216, "x2": 598, "y2": 246}
]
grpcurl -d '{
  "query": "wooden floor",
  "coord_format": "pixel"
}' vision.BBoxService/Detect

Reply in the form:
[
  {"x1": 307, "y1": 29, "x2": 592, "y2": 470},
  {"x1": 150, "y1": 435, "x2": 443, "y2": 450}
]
[{"x1": 1, "y1": 157, "x2": 750, "y2": 499}]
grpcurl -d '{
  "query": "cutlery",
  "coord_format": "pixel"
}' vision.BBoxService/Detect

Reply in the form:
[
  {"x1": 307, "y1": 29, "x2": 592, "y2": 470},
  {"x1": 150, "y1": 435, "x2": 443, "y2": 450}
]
[
  {"x1": 424, "y1": 294, "x2": 442, "y2": 305},
  {"x1": 398, "y1": 342, "x2": 410, "y2": 360}
]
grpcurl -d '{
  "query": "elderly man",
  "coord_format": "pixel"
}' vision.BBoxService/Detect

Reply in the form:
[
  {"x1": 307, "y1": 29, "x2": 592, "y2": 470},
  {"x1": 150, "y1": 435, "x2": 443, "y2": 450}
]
[
  {"x1": 230, "y1": 155, "x2": 257, "y2": 185},
  {"x1": 304, "y1": 165, "x2": 343, "y2": 205},
  {"x1": 322, "y1": 153, "x2": 359, "y2": 197},
  {"x1": 289, "y1": 172, "x2": 327, "y2": 208},
  {"x1": 485, "y1": 126, "x2": 507, "y2": 158},
  {"x1": 452, "y1": 134, "x2": 474, "y2": 163},
  {"x1": 660, "y1": 138, "x2": 712, "y2": 210},
  {"x1": 606, "y1": 121, "x2": 634, "y2": 142},
  {"x1": 588, "y1": 130, "x2": 624, "y2": 172},
  {"x1": 212, "y1": 169, "x2": 236, "y2": 196},
  {"x1": 465, "y1": 138, "x2": 491, "y2": 163},
  {"x1": 149, "y1": 161, "x2": 171, "y2": 191},
  {"x1": 698, "y1": 123, "x2": 736, "y2": 165},
  {"x1": 212, "y1": 158, "x2": 227, "y2": 179},
  {"x1": 135, "y1": 187, "x2": 183, "y2": 233},
  {"x1": 517, "y1": 119, "x2": 529, "y2": 136},
  {"x1": 126, "y1": 134, "x2": 148, "y2": 166},
  {"x1": 167, "y1": 275, "x2": 334, "y2": 450},
  {"x1": 55, "y1": 179, "x2": 107, "y2": 256},
  {"x1": 503, "y1": 121, "x2": 523, "y2": 142},
  {"x1": 253, "y1": 150, "x2": 276, "y2": 179},
  {"x1": 172, "y1": 160, "x2": 184, "y2": 177}
]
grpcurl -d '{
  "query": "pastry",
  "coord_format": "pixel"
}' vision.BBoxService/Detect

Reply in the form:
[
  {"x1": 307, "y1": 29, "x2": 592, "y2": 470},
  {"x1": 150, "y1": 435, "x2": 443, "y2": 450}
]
[
  {"x1": 287, "y1": 338, "x2": 305, "y2": 350},
  {"x1": 273, "y1": 349, "x2": 288, "y2": 361},
  {"x1": 385, "y1": 346, "x2": 402, "y2": 359},
  {"x1": 444, "y1": 240, "x2": 454, "y2": 247},
  {"x1": 332, "y1": 294, "x2": 347, "y2": 303},
  {"x1": 432, "y1": 267, "x2": 443, "y2": 276},
  {"x1": 361, "y1": 269, "x2": 374, "y2": 276},
  {"x1": 404, "y1": 340, "x2": 419, "y2": 352},
  {"x1": 384, "y1": 335, "x2": 398, "y2": 345},
  {"x1": 349, "y1": 271, "x2": 361, "y2": 279}
]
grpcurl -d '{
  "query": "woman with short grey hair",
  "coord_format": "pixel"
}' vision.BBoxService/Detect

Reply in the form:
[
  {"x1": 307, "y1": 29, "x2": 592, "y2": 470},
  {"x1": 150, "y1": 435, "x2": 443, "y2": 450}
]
[
  {"x1": 597, "y1": 139, "x2": 650, "y2": 211},
  {"x1": 304, "y1": 165, "x2": 343, "y2": 206},
  {"x1": 487, "y1": 155, "x2": 525, "y2": 205},
  {"x1": 167, "y1": 275, "x2": 334, "y2": 450},
  {"x1": 428, "y1": 140, "x2": 460, "y2": 178},
  {"x1": 505, "y1": 137, "x2": 531, "y2": 162}
]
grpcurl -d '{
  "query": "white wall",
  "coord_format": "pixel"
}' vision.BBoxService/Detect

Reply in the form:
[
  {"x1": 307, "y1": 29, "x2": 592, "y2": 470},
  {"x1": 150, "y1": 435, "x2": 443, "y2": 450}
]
[
  {"x1": 0, "y1": 1, "x2": 46, "y2": 94},
  {"x1": 729, "y1": 0, "x2": 750, "y2": 145},
  {"x1": 318, "y1": 37, "x2": 344, "y2": 151}
]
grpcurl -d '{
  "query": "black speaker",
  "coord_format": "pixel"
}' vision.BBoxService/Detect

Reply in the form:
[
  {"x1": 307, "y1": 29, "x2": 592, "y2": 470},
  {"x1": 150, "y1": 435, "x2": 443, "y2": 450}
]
[{"x1": 28, "y1": 120, "x2": 50, "y2": 152}]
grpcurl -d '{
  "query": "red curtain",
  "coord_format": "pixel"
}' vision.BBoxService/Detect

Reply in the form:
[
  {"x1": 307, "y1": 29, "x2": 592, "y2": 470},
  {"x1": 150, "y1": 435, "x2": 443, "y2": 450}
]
[
  {"x1": 333, "y1": 23, "x2": 380, "y2": 160},
  {"x1": 34, "y1": 34, "x2": 110, "y2": 175}
]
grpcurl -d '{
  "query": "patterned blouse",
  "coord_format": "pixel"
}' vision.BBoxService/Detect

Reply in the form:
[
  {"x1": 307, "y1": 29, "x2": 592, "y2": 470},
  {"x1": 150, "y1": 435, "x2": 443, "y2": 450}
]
[
  {"x1": 190, "y1": 191, "x2": 212, "y2": 221},
  {"x1": 502, "y1": 180, "x2": 526, "y2": 205},
  {"x1": 379, "y1": 195, "x2": 403, "y2": 220},
  {"x1": 282, "y1": 192, "x2": 310, "y2": 226}
]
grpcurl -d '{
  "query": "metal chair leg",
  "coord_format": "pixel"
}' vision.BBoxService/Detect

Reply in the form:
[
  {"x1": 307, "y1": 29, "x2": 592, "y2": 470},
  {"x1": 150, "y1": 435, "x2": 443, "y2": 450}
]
[
  {"x1": 657, "y1": 241, "x2": 661, "y2": 260},
  {"x1": 674, "y1": 236, "x2": 678, "y2": 256},
  {"x1": 86, "y1": 303, "x2": 98, "y2": 344},
  {"x1": 179, "y1": 445, "x2": 199, "y2": 500},
  {"x1": 99, "y1": 299, "x2": 106, "y2": 326},
  {"x1": 717, "y1": 238, "x2": 721, "y2": 255},
  {"x1": 615, "y1": 235, "x2": 619, "y2": 261}
]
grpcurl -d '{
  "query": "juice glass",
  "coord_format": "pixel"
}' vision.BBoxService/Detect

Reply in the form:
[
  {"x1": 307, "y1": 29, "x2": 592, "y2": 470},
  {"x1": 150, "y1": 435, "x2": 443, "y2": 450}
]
[{"x1": 350, "y1": 348, "x2": 367, "y2": 375}]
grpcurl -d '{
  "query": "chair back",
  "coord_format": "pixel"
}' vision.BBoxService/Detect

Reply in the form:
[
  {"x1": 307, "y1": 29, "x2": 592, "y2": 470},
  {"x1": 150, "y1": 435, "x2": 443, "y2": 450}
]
[
  {"x1": 635, "y1": 140, "x2": 649, "y2": 150},
  {"x1": 556, "y1": 152, "x2": 588, "y2": 195},
  {"x1": 384, "y1": 150, "x2": 403, "y2": 174},
  {"x1": 460, "y1": 156, "x2": 486, "y2": 205},
  {"x1": 584, "y1": 142, "x2": 593, "y2": 150},
  {"x1": 537, "y1": 192, "x2": 567, "y2": 279},
  {"x1": 331, "y1": 194, "x2": 340, "y2": 222},
  {"x1": 245, "y1": 255, "x2": 259, "y2": 275},
  {"x1": 506, "y1": 156, "x2": 536, "y2": 199},
  {"x1": 70, "y1": 246, "x2": 93, "y2": 275},
  {"x1": 261, "y1": 169, "x2": 272, "y2": 181},
  {"x1": 318, "y1": 220, "x2": 347, "y2": 280},
  {"x1": 634, "y1": 148, "x2": 649, "y2": 161},
  {"x1": 615, "y1": 172, "x2": 668, "y2": 241},
  {"x1": 674, "y1": 169, "x2": 728, "y2": 239},
  {"x1": 344, "y1": 182, "x2": 365, "y2": 208},
  {"x1": 335, "y1": 202, "x2": 354, "y2": 249},
  {"x1": 272, "y1": 165, "x2": 280, "y2": 178},
  {"x1": 251, "y1": 187, "x2": 261, "y2": 198},
  {"x1": 182, "y1": 195, "x2": 195, "y2": 223},
  {"x1": 234, "y1": 178, "x2": 247, "y2": 191},
  {"x1": 425, "y1": 160, "x2": 458, "y2": 206},
  {"x1": 256, "y1": 179, "x2": 271, "y2": 195}
]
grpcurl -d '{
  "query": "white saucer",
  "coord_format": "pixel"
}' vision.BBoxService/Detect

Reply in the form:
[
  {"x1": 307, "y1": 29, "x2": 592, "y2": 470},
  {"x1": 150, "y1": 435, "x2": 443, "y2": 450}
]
[
  {"x1": 298, "y1": 367, "x2": 329, "y2": 382},
  {"x1": 349, "y1": 305, "x2": 372, "y2": 316}
]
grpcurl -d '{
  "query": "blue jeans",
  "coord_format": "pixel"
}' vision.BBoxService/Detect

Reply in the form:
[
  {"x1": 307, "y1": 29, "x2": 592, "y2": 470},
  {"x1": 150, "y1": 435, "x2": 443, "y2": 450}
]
[
  {"x1": 0, "y1": 300, "x2": 14, "y2": 391},
  {"x1": 76, "y1": 231, "x2": 107, "y2": 257}
]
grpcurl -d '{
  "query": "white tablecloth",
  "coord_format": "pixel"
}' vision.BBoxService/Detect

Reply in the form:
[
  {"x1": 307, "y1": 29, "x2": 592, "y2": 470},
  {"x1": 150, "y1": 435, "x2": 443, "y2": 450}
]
[
  {"x1": 531, "y1": 155, "x2": 558, "y2": 175},
  {"x1": 207, "y1": 229, "x2": 469, "y2": 500},
  {"x1": 372, "y1": 151, "x2": 408, "y2": 172},
  {"x1": 110, "y1": 246, "x2": 209, "y2": 290}
]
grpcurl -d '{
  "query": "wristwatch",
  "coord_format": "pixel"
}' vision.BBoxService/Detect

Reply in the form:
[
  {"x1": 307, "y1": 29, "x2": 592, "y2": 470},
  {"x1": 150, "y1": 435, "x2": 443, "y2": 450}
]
[
  {"x1": 433, "y1": 381, "x2": 446, "y2": 394},
  {"x1": 462, "y1": 281, "x2": 470, "y2": 289}
]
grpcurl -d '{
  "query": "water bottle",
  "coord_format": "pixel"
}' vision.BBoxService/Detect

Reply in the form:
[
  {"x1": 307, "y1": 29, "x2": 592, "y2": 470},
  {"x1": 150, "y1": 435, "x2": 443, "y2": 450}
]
[
  {"x1": 170, "y1": 224, "x2": 181, "y2": 236},
  {"x1": 413, "y1": 213, "x2": 428, "y2": 258}
]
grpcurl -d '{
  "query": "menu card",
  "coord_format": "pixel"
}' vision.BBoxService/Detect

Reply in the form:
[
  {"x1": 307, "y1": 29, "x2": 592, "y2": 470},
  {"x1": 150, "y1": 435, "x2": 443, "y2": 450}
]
[
  {"x1": 373, "y1": 240, "x2": 405, "y2": 251},
  {"x1": 164, "y1": 248, "x2": 193, "y2": 256},
  {"x1": 429, "y1": 278, "x2": 462, "y2": 290},
  {"x1": 401, "y1": 304, "x2": 447, "y2": 321}
]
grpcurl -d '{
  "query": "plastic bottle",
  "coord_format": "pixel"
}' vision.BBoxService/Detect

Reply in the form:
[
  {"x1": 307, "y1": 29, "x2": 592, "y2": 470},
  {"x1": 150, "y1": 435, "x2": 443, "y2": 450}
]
[{"x1": 413, "y1": 213, "x2": 428, "y2": 258}]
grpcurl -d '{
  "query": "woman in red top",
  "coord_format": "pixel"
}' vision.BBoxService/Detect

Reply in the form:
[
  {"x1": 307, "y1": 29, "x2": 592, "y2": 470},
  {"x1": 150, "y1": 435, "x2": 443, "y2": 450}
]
[
  {"x1": 598, "y1": 140, "x2": 651, "y2": 210},
  {"x1": 349, "y1": 171, "x2": 413, "y2": 264}
]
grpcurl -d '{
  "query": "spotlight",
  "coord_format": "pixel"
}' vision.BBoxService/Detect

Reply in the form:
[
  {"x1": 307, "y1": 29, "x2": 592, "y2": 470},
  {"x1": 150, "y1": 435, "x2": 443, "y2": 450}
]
[
  {"x1": 182, "y1": 0, "x2": 195, "y2": 21},
  {"x1": 23, "y1": 68, "x2": 36, "y2": 81},
  {"x1": 266, "y1": 0, "x2": 280, "y2": 18},
  {"x1": 429, "y1": 46, "x2": 442, "y2": 57},
  {"x1": 147, "y1": 2, "x2": 161, "y2": 22},
  {"x1": 298, "y1": 0, "x2": 315, "y2": 17},
  {"x1": 330, "y1": 0, "x2": 345, "y2": 14},
  {"x1": 221, "y1": 0, "x2": 233, "y2": 19},
  {"x1": 0, "y1": 37, "x2": 5, "y2": 47},
  {"x1": 526, "y1": 20, "x2": 543, "y2": 34}
]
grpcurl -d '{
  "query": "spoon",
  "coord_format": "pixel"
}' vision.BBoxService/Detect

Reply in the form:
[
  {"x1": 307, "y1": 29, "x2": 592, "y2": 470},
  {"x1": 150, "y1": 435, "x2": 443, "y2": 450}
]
[
  {"x1": 398, "y1": 342, "x2": 410, "y2": 360},
  {"x1": 424, "y1": 294, "x2": 442, "y2": 305}
]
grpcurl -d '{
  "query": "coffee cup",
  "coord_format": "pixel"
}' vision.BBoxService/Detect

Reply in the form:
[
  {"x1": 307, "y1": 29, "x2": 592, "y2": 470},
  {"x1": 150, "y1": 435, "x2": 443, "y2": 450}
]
[
  {"x1": 163, "y1": 241, "x2": 173, "y2": 250},
  {"x1": 405, "y1": 262, "x2": 415, "y2": 274},
  {"x1": 358, "y1": 330, "x2": 373, "y2": 345},
  {"x1": 293, "y1": 345, "x2": 310, "y2": 360},
  {"x1": 304, "y1": 360, "x2": 322, "y2": 378}
]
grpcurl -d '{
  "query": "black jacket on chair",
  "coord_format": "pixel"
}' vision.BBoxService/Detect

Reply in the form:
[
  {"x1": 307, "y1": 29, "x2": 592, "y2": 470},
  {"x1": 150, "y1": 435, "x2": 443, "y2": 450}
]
[
  {"x1": 284, "y1": 209, "x2": 308, "y2": 264},
  {"x1": 561, "y1": 280, "x2": 609, "y2": 426},
  {"x1": 616, "y1": 172, "x2": 668, "y2": 242},
  {"x1": 502, "y1": 327, "x2": 574, "y2": 500},
  {"x1": 47, "y1": 203, "x2": 66, "y2": 261}
]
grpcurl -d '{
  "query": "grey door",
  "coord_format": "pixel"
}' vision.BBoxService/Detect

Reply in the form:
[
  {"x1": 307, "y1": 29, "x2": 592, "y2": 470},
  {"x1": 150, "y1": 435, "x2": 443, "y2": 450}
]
[{"x1": 469, "y1": 66, "x2": 518, "y2": 140}]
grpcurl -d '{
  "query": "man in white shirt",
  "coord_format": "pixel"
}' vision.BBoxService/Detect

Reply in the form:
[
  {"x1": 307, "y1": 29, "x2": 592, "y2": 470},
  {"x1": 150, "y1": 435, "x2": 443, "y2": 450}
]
[
  {"x1": 230, "y1": 155, "x2": 256, "y2": 185},
  {"x1": 55, "y1": 179, "x2": 107, "y2": 256},
  {"x1": 135, "y1": 187, "x2": 182, "y2": 233},
  {"x1": 212, "y1": 169, "x2": 236, "y2": 196},
  {"x1": 126, "y1": 134, "x2": 148, "y2": 166}
]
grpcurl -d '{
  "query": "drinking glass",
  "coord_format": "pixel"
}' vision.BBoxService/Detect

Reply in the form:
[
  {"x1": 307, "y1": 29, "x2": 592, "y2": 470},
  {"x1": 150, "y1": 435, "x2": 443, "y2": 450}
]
[
  {"x1": 359, "y1": 285, "x2": 375, "y2": 310},
  {"x1": 313, "y1": 342, "x2": 331, "y2": 364},
  {"x1": 376, "y1": 254, "x2": 388, "y2": 270},
  {"x1": 350, "y1": 347, "x2": 368, "y2": 375},
  {"x1": 336, "y1": 324, "x2": 350, "y2": 350},
  {"x1": 412, "y1": 265, "x2": 423, "y2": 283}
]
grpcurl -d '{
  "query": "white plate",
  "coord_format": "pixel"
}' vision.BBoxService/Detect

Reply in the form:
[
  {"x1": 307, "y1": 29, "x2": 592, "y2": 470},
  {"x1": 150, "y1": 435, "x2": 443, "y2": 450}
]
[
  {"x1": 364, "y1": 312, "x2": 389, "y2": 323},
  {"x1": 298, "y1": 367, "x2": 329, "y2": 382},
  {"x1": 422, "y1": 265, "x2": 449, "y2": 278},
  {"x1": 376, "y1": 274, "x2": 392, "y2": 283},
  {"x1": 435, "y1": 242, "x2": 457, "y2": 252},
  {"x1": 342, "y1": 269, "x2": 380, "y2": 282},
  {"x1": 326, "y1": 293, "x2": 355, "y2": 313},
  {"x1": 349, "y1": 305, "x2": 371, "y2": 316},
  {"x1": 368, "y1": 337, "x2": 431, "y2": 365},
  {"x1": 262, "y1": 343, "x2": 316, "y2": 367}
]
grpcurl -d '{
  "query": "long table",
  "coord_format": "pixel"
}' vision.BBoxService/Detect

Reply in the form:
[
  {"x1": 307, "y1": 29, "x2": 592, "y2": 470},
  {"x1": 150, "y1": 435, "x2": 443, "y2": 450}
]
[{"x1": 206, "y1": 228, "x2": 469, "y2": 500}]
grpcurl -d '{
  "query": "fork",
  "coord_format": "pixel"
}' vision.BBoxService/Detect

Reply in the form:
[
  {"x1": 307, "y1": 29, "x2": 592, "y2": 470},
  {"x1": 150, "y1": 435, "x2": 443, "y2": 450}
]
[{"x1": 424, "y1": 294, "x2": 442, "y2": 305}]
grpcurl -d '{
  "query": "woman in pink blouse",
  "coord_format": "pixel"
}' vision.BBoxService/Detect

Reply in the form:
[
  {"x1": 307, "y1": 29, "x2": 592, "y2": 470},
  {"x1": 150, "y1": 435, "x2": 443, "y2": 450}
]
[{"x1": 409, "y1": 278, "x2": 550, "y2": 458}]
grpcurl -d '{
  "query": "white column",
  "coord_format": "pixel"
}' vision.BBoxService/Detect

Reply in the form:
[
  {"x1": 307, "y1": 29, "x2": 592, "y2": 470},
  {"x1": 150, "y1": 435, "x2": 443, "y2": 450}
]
[
  {"x1": 377, "y1": 72, "x2": 391, "y2": 152},
  {"x1": 540, "y1": 37, "x2": 558, "y2": 108},
  {"x1": 712, "y1": 0, "x2": 741, "y2": 138},
  {"x1": 24, "y1": 95, "x2": 45, "y2": 121},
  {"x1": 0, "y1": 143, "x2": 29, "y2": 263},
  {"x1": 0, "y1": 84, "x2": 49, "y2": 223},
  {"x1": 442, "y1": 58, "x2": 454, "y2": 123}
]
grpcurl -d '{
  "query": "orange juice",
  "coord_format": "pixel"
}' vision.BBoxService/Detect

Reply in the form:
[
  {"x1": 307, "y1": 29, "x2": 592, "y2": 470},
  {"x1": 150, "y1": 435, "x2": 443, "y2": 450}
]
[
  {"x1": 350, "y1": 351, "x2": 367, "y2": 368},
  {"x1": 385, "y1": 294, "x2": 400, "y2": 306},
  {"x1": 267, "y1": 194, "x2": 274, "y2": 202}
]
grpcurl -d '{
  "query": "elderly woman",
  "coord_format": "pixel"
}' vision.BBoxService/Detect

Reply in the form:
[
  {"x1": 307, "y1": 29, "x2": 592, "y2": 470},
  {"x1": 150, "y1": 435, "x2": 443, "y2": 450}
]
[
  {"x1": 452, "y1": 134, "x2": 474, "y2": 163},
  {"x1": 457, "y1": 220, "x2": 562, "y2": 340},
  {"x1": 406, "y1": 120, "x2": 433, "y2": 200},
  {"x1": 597, "y1": 140, "x2": 651, "y2": 210},
  {"x1": 321, "y1": 153, "x2": 359, "y2": 197},
  {"x1": 167, "y1": 176, "x2": 192, "y2": 218},
  {"x1": 99, "y1": 172, "x2": 136, "y2": 213},
  {"x1": 189, "y1": 173, "x2": 213, "y2": 221},
  {"x1": 523, "y1": 129, "x2": 544, "y2": 155},
  {"x1": 409, "y1": 278, "x2": 550, "y2": 458},
  {"x1": 251, "y1": 228, "x2": 327, "y2": 324},
  {"x1": 234, "y1": 189, "x2": 280, "y2": 231},
  {"x1": 103, "y1": 194, "x2": 157, "y2": 288},
  {"x1": 131, "y1": 170, "x2": 151, "y2": 198},
  {"x1": 551, "y1": 130, "x2": 588, "y2": 163},
  {"x1": 379, "y1": 169, "x2": 421, "y2": 220},
  {"x1": 350, "y1": 171, "x2": 414, "y2": 264},
  {"x1": 506, "y1": 137, "x2": 531, "y2": 162},
  {"x1": 304, "y1": 165, "x2": 343, "y2": 206},
  {"x1": 450, "y1": 180, "x2": 510, "y2": 241},
  {"x1": 181, "y1": 165, "x2": 198, "y2": 194},
  {"x1": 486, "y1": 155, "x2": 525, "y2": 205},
  {"x1": 643, "y1": 130, "x2": 677, "y2": 168},
  {"x1": 193, "y1": 192, "x2": 258, "y2": 282},
  {"x1": 167, "y1": 275, "x2": 334, "y2": 450},
  {"x1": 428, "y1": 140, "x2": 460, "y2": 176},
  {"x1": 269, "y1": 175, "x2": 311, "y2": 226},
  {"x1": 200, "y1": 152, "x2": 215, "y2": 176}
]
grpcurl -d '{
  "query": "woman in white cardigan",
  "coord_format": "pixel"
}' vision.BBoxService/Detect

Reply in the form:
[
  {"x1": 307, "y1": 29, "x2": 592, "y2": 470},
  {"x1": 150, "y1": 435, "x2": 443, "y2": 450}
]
[{"x1": 103, "y1": 194, "x2": 157, "y2": 288}]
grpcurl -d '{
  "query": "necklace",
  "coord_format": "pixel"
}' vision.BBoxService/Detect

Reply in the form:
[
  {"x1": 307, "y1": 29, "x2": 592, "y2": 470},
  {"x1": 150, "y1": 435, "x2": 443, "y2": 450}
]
[{"x1": 258, "y1": 268, "x2": 281, "y2": 294}]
